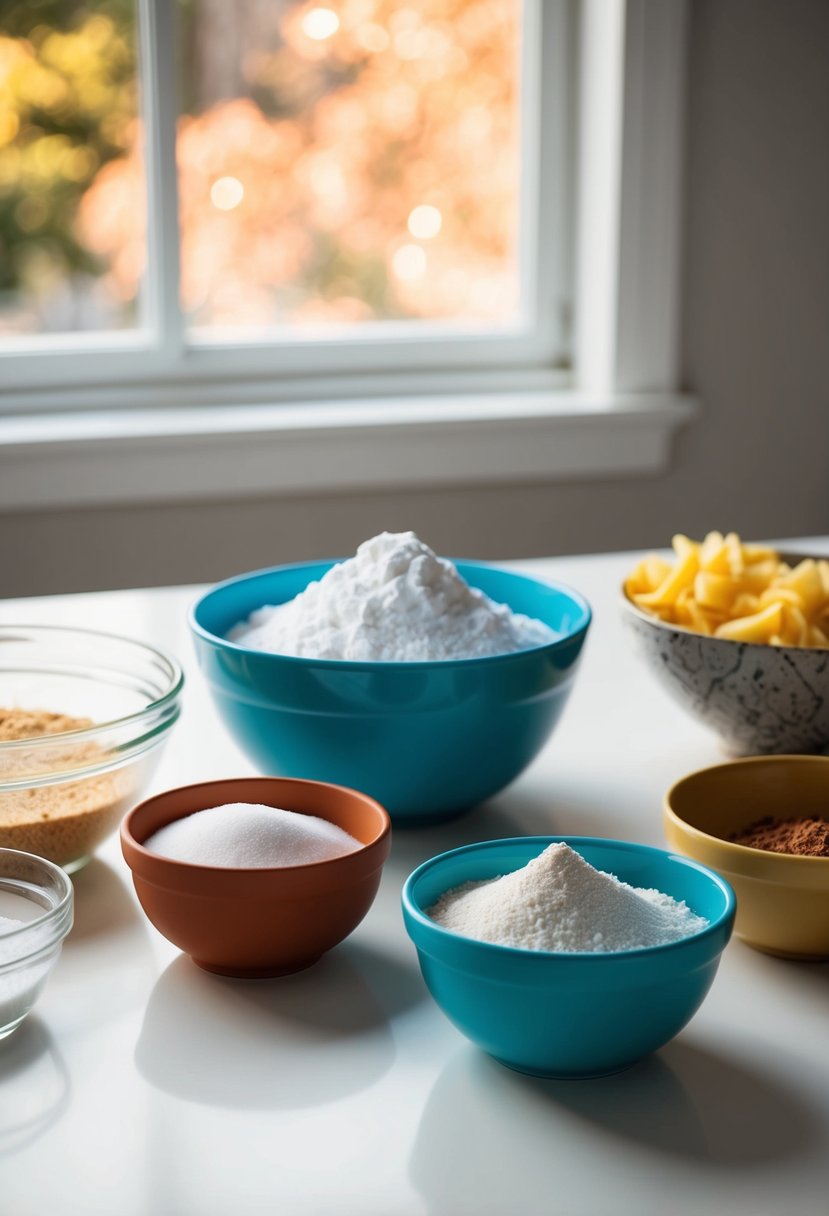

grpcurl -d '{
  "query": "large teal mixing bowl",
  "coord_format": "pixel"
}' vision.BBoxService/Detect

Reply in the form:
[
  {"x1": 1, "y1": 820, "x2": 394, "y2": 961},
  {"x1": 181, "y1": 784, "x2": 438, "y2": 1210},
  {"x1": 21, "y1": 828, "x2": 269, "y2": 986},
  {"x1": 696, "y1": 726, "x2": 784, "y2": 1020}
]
[
  {"x1": 189, "y1": 561, "x2": 590, "y2": 824},
  {"x1": 402, "y1": 837, "x2": 735, "y2": 1077}
]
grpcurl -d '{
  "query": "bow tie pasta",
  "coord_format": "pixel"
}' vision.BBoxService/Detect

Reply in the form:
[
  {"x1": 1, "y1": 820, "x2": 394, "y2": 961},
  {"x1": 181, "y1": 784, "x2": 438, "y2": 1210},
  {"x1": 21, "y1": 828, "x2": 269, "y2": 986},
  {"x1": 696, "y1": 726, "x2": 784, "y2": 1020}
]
[{"x1": 626, "y1": 533, "x2": 829, "y2": 647}]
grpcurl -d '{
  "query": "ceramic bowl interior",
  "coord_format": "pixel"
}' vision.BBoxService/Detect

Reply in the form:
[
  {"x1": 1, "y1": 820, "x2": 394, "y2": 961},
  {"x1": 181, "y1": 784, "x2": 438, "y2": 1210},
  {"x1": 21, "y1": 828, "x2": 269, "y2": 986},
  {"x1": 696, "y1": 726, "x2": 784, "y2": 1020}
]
[
  {"x1": 0, "y1": 626, "x2": 183, "y2": 870},
  {"x1": 0, "y1": 848, "x2": 74, "y2": 1039},
  {"x1": 665, "y1": 755, "x2": 829, "y2": 959},
  {"x1": 121, "y1": 777, "x2": 391, "y2": 978},
  {"x1": 190, "y1": 560, "x2": 591, "y2": 824},
  {"x1": 622, "y1": 565, "x2": 829, "y2": 755},
  {"x1": 402, "y1": 836, "x2": 734, "y2": 1079}
]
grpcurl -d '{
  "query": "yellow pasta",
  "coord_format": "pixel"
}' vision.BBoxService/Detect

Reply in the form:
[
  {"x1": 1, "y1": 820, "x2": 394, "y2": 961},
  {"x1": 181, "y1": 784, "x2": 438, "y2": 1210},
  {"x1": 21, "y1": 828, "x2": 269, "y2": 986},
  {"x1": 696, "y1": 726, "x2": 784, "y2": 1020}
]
[{"x1": 625, "y1": 532, "x2": 829, "y2": 648}]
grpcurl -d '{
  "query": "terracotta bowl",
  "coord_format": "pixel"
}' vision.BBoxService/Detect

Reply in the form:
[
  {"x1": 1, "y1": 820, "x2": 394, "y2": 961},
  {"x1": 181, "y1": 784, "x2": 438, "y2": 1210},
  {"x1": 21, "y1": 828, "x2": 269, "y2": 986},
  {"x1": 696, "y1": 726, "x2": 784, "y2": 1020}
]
[{"x1": 120, "y1": 777, "x2": 391, "y2": 978}]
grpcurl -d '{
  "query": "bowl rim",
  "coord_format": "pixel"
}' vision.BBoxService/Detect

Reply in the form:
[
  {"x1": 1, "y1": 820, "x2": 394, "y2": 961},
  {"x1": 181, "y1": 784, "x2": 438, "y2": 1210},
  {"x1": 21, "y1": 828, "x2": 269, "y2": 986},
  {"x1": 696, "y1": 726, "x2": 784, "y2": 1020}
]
[
  {"x1": 0, "y1": 847, "x2": 74, "y2": 962},
  {"x1": 0, "y1": 623, "x2": 185, "y2": 749},
  {"x1": 620, "y1": 547, "x2": 829, "y2": 656},
  {"x1": 402, "y1": 835, "x2": 736, "y2": 961},
  {"x1": 189, "y1": 557, "x2": 592, "y2": 669},
  {"x1": 664, "y1": 755, "x2": 829, "y2": 867},
  {"x1": 121, "y1": 775, "x2": 392, "y2": 880}
]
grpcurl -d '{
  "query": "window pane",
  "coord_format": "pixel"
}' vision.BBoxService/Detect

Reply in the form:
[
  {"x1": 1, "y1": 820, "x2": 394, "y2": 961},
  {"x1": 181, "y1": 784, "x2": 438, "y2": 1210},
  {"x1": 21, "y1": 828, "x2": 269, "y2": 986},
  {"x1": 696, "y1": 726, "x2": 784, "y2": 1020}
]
[
  {"x1": 178, "y1": 0, "x2": 522, "y2": 333},
  {"x1": 0, "y1": 0, "x2": 144, "y2": 338}
]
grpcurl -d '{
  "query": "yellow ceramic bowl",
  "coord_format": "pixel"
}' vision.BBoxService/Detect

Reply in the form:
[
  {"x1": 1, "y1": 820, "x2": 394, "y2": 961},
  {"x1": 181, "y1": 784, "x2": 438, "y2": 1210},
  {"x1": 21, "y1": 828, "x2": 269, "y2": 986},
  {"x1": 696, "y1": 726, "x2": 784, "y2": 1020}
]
[{"x1": 664, "y1": 756, "x2": 829, "y2": 960}]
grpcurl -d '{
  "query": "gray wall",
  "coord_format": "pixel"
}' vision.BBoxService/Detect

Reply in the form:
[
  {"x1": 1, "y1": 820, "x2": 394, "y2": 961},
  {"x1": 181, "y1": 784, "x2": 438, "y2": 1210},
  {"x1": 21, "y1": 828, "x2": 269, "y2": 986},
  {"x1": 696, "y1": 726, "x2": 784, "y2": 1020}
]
[{"x1": 2, "y1": 0, "x2": 828, "y2": 597}]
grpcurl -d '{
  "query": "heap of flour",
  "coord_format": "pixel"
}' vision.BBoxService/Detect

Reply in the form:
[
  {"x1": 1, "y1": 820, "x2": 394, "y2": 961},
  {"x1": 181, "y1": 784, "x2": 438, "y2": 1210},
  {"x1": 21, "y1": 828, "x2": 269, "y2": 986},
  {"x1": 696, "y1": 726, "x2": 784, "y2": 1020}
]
[
  {"x1": 428, "y1": 843, "x2": 708, "y2": 952},
  {"x1": 229, "y1": 531, "x2": 556, "y2": 661}
]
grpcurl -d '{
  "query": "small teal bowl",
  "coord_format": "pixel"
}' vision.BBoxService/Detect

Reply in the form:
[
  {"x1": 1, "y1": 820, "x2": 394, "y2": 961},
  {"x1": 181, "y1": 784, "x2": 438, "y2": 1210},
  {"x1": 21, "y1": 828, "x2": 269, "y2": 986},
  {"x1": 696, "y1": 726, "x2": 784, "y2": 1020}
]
[
  {"x1": 189, "y1": 561, "x2": 590, "y2": 824},
  {"x1": 402, "y1": 836, "x2": 735, "y2": 1078}
]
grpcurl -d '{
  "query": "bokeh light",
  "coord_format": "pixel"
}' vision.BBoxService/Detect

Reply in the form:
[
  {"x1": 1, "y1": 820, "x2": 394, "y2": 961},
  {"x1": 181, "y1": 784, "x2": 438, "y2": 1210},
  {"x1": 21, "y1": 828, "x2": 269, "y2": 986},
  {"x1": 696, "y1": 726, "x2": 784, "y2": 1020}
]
[
  {"x1": 407, "y1": 204, "x2": 442, "y2": 239},
  {"x1": 302, "y1": 8, "x2": 341, "y2": 40},
  {"x1": 210, "y1": 176, "x2": 245, "y2": 210},
  {"x1": 392, "y1": 243, "x2": 427, "y2": 281}
]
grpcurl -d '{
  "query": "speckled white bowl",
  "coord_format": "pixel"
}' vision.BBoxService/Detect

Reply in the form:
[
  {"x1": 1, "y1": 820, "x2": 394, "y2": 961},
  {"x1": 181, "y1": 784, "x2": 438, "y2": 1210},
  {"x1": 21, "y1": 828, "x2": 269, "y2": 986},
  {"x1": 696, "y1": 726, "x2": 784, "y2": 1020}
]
[{"x1": 622, "y1": 589, "x2": 829, "y2": 755}]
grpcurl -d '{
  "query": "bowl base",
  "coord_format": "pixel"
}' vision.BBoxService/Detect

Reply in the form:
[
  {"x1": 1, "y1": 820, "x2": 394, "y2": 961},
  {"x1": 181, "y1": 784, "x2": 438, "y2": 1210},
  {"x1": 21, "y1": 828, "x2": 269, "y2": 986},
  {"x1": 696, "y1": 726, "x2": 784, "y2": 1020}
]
[
  {"x1": 393, "y1": 805, "x2": 473, "y2": 828},
  {"x1": 493, "y1": 1053, "x2": 641, "y2": 1081},
  {"x1": 739, "y1": 938, "x2": 829, "y2": 962},
  {"x1": 192, "y1": 955, "x2": 323, "y2": 979},
  {"x1": 62, "y1": 854, "x2": 92, "y2": 876},
  {"x1": 0, "y1": 1014, "x2": 28, "y2": 1041},
  {"x1": 719, "y1": 739, "x2": 829, "y2": 760}
]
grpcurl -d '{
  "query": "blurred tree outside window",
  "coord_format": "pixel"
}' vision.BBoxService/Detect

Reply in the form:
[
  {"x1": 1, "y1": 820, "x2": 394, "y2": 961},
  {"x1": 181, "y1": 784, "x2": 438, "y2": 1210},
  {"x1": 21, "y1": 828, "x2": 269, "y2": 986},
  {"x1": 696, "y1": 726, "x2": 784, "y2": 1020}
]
[
  {"x1": 0, "y1": 0, "x2": 522, "y2": 339},
  {"x1": 0, "y1": 0, "x2": 142, "y2": 335}
]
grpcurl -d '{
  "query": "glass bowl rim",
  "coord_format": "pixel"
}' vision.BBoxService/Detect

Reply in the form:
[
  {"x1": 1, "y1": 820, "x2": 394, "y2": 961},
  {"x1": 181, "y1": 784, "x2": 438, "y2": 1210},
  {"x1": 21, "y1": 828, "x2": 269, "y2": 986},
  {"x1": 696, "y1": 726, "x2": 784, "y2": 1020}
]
[
  {"x1": 0, "y1": 623, "x2": 184, "y2": 752},
  {"x1": 0, "y1": 846, "x2": 73, "y2": 963}
]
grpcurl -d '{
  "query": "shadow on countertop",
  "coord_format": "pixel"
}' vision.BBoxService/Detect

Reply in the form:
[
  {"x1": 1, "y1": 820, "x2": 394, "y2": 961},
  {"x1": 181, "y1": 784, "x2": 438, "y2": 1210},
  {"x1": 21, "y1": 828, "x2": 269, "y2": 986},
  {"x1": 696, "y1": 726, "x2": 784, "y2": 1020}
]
[
  {"x1": 52, "y1": 858, "x2": 155, "y2": 1032},
  {"x1": 68, "y1": 856, "x2": 146, "y2": 944},
  {"x1": 385, "y1": 778, "x2": 642, "y2": 882},
  {"x1": 135, "y1": 937, "x2": 423, "y2": 1110},
  {"x1": 410, "y1": 1038, "x2": 823, "y2": 1213},
  {"x1": 0, "y1": 1018, "x2": 70, "y2": 1157},
  {"x1": 387, "y1": 801, "x2": 529, "y2": 878}
]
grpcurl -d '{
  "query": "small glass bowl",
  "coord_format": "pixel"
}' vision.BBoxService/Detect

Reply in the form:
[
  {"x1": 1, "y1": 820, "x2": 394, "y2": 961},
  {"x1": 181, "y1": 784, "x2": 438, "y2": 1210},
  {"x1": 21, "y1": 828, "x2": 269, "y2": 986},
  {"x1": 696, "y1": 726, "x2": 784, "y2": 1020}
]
[
  {"x1": 0, "y1": 849, "x2": 74, "y2": 1039},
  {"x1": 0, "y1": 626, "x2": 184, "y2": 871}
]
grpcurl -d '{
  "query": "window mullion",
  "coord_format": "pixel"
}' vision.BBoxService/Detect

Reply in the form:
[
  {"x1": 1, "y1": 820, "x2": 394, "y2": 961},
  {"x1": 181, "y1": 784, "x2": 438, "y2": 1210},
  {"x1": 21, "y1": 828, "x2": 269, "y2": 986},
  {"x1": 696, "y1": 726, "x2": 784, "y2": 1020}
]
[
  {"x1": 140, "y1": 0, "x2": 184, "y2": 367},
  {"x1": 574, "y1": 0, "x2": 689, "y2": 394},
  {"x1": 522, "y1": 0, "x2": 570, "y2": 365}
]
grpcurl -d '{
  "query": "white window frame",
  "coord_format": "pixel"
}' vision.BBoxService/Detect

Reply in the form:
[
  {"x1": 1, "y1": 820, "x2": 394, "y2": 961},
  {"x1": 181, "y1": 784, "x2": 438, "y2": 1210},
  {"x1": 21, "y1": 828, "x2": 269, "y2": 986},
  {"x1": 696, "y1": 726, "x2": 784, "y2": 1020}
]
[{"x1": 0, "y1": 0, "x2": 695, "y2": 512}]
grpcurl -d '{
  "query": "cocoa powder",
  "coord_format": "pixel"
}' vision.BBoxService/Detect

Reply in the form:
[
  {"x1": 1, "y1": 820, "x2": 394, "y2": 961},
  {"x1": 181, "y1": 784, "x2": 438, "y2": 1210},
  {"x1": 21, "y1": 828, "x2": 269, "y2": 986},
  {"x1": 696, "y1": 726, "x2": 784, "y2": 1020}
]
[{"x1": 731, "y1": 816, "x2": 829, "y2": 857}]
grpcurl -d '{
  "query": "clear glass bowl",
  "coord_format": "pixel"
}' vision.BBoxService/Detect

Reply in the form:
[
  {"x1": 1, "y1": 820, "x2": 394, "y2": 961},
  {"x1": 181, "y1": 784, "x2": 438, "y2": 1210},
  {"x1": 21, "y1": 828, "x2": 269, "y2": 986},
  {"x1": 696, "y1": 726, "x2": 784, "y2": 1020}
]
[
  {"x1": 0, "y1": 848, "x2": 74, "y2": 1039},
  {"x1": 0, "y1": 626, "x2": 183, "y2": 871}
]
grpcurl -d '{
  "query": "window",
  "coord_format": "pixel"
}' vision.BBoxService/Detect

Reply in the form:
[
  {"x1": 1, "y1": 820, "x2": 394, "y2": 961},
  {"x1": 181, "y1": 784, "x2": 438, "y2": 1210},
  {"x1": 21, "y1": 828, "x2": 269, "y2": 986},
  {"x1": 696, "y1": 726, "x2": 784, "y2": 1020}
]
[
  {"x1": 0, "y1": 2, "x2": 694, "y2": 513},
  {"x1": 0, "y1": 0, "x2": 568, "y2": 398}
]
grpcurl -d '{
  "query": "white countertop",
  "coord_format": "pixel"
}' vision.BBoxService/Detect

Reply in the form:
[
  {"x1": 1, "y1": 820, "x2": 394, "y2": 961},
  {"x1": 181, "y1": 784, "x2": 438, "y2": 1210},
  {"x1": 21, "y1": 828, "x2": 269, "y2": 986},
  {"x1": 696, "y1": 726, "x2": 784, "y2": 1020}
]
[{"x1": 2, "y1": 548, "x2": 828, "y2": 1216}]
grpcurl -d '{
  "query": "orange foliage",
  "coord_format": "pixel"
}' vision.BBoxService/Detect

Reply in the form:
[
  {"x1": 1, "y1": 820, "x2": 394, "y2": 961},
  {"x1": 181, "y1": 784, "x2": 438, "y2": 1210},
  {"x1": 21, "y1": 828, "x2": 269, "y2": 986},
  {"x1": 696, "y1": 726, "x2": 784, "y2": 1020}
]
[{"x1": 79, "y1": 0, "x2": 521, "y2": 329}]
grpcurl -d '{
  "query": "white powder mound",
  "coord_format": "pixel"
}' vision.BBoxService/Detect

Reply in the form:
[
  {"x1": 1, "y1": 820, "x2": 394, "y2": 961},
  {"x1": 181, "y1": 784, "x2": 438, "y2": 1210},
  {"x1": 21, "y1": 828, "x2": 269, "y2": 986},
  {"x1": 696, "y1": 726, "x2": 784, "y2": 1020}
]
[
  {"x1": 427, "y1": 843, "x2": 708, "y2": 953},
  {"x1": 144, "y1": 803, "x2": 362, "y2": 868},
  {"x1": 0, "y1": 916, "x2": 24, "y2": 937},
  {"x1": 228, "y1": 531, "x2": 557, "y2": 661}
]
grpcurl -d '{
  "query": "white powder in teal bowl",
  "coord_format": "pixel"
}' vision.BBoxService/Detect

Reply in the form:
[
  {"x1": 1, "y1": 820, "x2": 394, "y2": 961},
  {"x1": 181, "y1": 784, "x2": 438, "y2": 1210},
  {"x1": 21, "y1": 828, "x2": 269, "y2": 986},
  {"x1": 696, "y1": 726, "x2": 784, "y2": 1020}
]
[
  {"x1": 428, "y1": 843, "x2": 708, "y2": 953},
  {"x1": 228, "y1": 531, "x2": 556, "y2": 661},
  {"x1": 144, "y1": 803, "x2": 362, "y2": 868}
]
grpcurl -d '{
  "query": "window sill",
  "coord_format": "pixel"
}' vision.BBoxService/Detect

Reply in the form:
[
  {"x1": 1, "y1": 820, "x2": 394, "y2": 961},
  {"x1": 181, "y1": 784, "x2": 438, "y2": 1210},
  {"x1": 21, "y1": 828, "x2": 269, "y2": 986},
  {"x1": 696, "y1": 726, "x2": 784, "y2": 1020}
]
[{"x1": 0, "y1": 390, "x2": 696, "y2": 511}]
